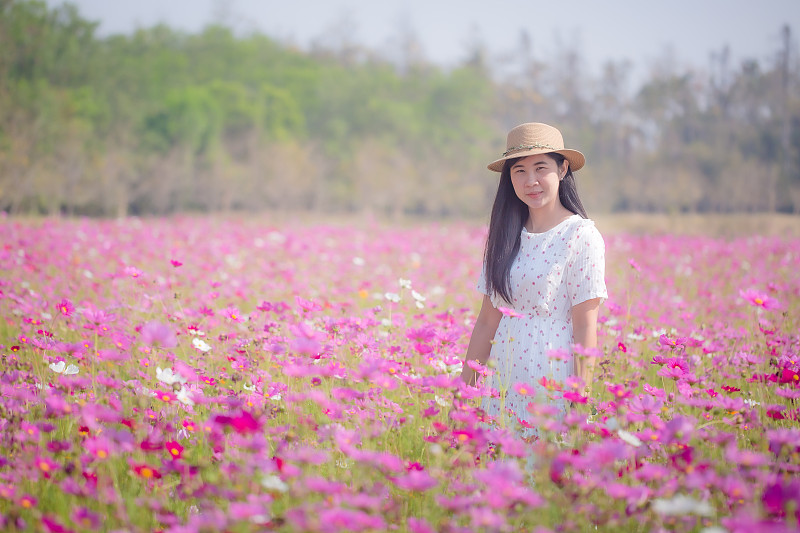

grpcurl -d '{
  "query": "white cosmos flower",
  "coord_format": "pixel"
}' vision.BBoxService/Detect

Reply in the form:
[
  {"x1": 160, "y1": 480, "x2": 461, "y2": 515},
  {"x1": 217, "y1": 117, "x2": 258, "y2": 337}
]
[
  {"x1": 352, "y1": 257, "x2": 365, "y2": 266},
  {"x1": 743, "y1": 398, "x2": 761, "y2": 407},
  {"x1": 384, "y1": 292, "x2": 401, "y2": 303},
  {"x1": 626, "y1": 332, "x2": 645, "y2": 341},
  {"x1": 243, "y1": 383, "x2": 256, "y2": 392},
  {"x1": 192, "y1": 338, "x2": 212, "y2": 352},
  {"x1": 156, "y1": 367, "x2": 187, "y2": 385},
  {"x1": 176, "y1": 387, "x2": 195, "y2": 407},
  {"x1": 260, "y1": 474, "x2": 288, "y2": 493},
  {"x1": 652, "y1": 495, "x2": 714, "y2": 517},
  {"x1": 398, "y1": 278, "x2": 412, "y2": 289},
  {"x1": 434, "y1": 395, "x2": 449, "y2": 407},
  {"x1": 49, "y1": 361, "x2": 79, "y2": 375},
  {"x1": 617, "y1": 429, "x2": 643, "y2": 447}
]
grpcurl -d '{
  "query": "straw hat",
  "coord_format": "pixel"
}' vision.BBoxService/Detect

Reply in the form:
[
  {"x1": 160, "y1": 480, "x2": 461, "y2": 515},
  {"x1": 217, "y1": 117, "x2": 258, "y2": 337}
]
[{"x1": 487, "y1": 122, "x2": 585, "y2": 173}]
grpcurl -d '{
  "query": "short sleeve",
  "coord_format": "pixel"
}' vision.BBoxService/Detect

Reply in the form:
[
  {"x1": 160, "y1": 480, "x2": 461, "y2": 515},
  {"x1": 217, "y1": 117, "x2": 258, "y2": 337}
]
[
  {"x1": 566, "y1": 222, "x2": 608, "y2": 307},
  {"x1": 476, "y1": 262, "x2": 489, "y2": 296}
]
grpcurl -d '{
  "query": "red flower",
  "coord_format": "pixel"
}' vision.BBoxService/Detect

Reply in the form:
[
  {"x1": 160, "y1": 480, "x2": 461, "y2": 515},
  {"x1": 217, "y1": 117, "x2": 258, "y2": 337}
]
[
  {"x1": 779, "y1": 368, "x2": 800, "y2": 385},
  {"x1": 165, "y1": 440, "x2": 184, "y2": 460},
  {"x1": 132, "y1": 464, "x2": 162, "y2": 480},
  {"x1": 538, "y1": 376, "x2": 562, "y2": 392}
]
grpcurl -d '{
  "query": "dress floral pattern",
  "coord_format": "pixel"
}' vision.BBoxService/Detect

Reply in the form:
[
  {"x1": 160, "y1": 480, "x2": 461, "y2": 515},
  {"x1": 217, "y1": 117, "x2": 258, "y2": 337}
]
[{"x1": 477, "y1": 214, "x2": 608, "y2": 436}]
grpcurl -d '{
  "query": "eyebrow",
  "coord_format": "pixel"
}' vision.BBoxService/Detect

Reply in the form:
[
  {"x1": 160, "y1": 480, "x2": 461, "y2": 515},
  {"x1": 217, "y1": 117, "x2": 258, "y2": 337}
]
[{"x1": 511, "y1": 158, "x2": 550, "y2": 169}]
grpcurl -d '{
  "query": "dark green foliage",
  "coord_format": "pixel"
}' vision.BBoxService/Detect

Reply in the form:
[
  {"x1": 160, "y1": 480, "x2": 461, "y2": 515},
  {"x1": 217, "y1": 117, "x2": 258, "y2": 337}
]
[{"x1": 0, "y1": 0, "x2": 798, "y2": 216}]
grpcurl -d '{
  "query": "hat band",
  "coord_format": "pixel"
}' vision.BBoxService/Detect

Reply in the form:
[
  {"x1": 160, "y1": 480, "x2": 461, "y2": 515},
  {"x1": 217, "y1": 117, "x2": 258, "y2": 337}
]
[{"x1": 502, "y1": 142, "x2": 559, "y2": 157}]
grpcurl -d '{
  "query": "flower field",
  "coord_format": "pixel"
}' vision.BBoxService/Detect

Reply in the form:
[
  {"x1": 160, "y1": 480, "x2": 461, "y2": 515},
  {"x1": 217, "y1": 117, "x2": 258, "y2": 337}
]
[{"x1": 1, "y1": 215, "x2": 798, "y2": 532}]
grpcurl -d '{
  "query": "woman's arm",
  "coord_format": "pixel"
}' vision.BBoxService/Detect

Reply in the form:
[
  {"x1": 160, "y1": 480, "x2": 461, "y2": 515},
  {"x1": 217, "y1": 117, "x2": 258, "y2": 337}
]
[
  {"x1": 460, "y1": 295, "x2": 503, "y2": 386},
  {"x1": 571, "y1": 297, "x2": 601, "y2": 395}
]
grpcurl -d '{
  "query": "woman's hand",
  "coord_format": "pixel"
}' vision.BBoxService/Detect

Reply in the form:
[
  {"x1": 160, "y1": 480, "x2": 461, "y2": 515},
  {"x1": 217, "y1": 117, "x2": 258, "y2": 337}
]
[
  {"x1": 571, "y1": 297, "x2": 601, "y2": 389},
  {"x1": 460, "y1": 295, "x2": 502, "y2": 386}
]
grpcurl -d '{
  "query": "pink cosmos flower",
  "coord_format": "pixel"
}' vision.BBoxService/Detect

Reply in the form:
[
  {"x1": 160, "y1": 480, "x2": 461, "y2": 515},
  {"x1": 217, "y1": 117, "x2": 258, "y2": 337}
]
[
  {"x1": 316, "y1": 507, "x2": 386, "y2": 533},
  {"x1": 606, "y1": 383, "x2": 633, "y2": 400},
  {"x1": 497, "y1": 306, "x2": 524, "y2": 318},
  {"x1": 55, "y1": 298, "x2": 75, "y2": 317},
  {"x1": 513, "y1": 382, "x2": 536, "y2": 396},
  {"x1": 392, "y1": 469, "x2": 438, "y2": 491},
  {"x1": 123, "y1": 266, "x2": 144, "y2": 279},
  {"x1": 212, "y1": 410, "x2": 263, "y2": 435},
  {"x1": 546, "y1": 347, "x2": 571, "y2": 361},
  {"x1": 0, "y1": 483, "x2": 15, "y2": 500},
  {"x1": 221, "y1": 306, "x2": 243, "y2": 322},
  {"x1": 18, "y1": 494, "x2": 37, "y2": 508},
  {"x1": 408, "y1": 517, "x2": 436, "y2": 533},
  {"x1": 739, "y1": 288, "x2": 782, "y2": 310},
  {"x1": 139, "y1": 321, "x2": 177, "y2": 348},
  {"x1": 154, "y1": 390, "x2": 176, "y2": 403},
  {"x1": 562, "y1": 391, "x2": 588, "y2": 404},
  {"x1": 36, "y1": 456, "x2": 59, "y2": 477},
  {"x1": 72, "y1": 507, "x2": 101, "y2": 529}
]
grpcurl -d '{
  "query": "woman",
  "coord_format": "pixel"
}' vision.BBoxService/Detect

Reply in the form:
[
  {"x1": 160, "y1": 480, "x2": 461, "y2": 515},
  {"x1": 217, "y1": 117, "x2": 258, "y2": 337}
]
[{"x1": 460, "y1": 122, "x2": 607, "y2": 436}]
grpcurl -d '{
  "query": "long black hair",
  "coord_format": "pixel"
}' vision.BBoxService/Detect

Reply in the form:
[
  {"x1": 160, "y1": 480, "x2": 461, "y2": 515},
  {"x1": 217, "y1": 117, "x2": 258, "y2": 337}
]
[{"x1": 484, "y1": 152, "x2": 588, "y2": 304}]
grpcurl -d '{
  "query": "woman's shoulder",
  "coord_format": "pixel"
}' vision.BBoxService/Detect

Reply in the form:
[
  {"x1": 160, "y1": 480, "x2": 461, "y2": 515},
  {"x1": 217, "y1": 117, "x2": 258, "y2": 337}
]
[
  {"x1": 565, "y1": 214, "x2": 599, "y2": 231},
  {"x1": 566, "y1": 216, "x2": 604, "y2": 242}
]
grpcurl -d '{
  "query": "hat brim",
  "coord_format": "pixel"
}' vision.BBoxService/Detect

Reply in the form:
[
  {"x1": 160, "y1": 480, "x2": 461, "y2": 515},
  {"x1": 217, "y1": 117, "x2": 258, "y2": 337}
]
[{"x1": 487, "y1": 148, "x2": 585, "y2": 173}]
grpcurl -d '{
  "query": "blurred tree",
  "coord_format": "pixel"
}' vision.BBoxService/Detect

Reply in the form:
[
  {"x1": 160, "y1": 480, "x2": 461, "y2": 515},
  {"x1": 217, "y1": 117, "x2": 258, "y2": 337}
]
[{"x1": 1, "y1": 0, "x2": 797, "y2": 216}]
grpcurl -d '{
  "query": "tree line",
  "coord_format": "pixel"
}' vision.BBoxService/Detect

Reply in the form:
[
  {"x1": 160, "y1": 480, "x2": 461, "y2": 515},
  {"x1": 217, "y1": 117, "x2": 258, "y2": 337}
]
[{"x1": 1, "y1": 0, "x2": 798, "y2": 217}]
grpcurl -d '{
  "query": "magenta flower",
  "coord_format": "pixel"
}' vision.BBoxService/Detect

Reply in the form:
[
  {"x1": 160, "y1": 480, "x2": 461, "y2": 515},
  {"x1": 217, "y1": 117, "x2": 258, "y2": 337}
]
[
  {"x1": 212, "y1": 409, "x2": 263, "y2": 435},
  {"x1": 562, "y1": 391, "x2": 588, "y2": 404}
]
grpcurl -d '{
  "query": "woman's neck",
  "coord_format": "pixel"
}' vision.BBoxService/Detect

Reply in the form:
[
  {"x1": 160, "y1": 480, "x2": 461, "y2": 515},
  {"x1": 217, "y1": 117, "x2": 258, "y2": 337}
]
[{"x1": 526, "y1": 204, "x2": 573, "y2": 233}]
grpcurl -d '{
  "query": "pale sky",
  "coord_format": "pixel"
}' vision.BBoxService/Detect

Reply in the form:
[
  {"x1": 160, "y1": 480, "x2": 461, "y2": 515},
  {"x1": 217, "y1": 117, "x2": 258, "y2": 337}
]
[{"x1": 48, "y1": 0, "x2": 798, "y2": 87}]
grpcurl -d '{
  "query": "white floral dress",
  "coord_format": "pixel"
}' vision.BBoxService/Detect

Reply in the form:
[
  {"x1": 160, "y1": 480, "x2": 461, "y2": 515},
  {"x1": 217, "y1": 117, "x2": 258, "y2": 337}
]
[{"x1": 477, "y1": 215, "x2": 608, "y2": 436}]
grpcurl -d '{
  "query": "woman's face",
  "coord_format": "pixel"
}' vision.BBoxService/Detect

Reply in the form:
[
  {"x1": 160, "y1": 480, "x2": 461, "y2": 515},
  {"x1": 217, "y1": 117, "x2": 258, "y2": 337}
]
[{"x1": 509, "y1": 154, "x2": 567, "y2": 212}]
